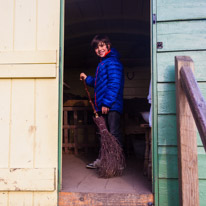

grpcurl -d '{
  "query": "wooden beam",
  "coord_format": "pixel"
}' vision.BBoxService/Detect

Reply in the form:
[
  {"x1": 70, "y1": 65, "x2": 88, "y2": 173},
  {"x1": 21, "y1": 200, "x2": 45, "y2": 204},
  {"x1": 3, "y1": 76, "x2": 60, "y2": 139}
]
[
  {"x1": 59, "y1": 192, "x2": 153, "y2": 206},
  {"x1": 65, "y1": 30, "x2": 149, "y2": 41},
  {"x1": 175, "y1": 56, "x2": 199, "y2": 206},
  {"x1": 0, "y1": 64, "x2": 56, "y2": 78},
  {"x1": 0, "y1": 51, "x2": 56, "y2": 64},
  {"x1": 65, "y1": 16, "x2": 149, "y2": 27},
  {"x1": 180, "y1": 65, "x2": 206, "y2": 151},
  {"x1": 0, "y1": 168, "x2": 55, "y2": 191}
]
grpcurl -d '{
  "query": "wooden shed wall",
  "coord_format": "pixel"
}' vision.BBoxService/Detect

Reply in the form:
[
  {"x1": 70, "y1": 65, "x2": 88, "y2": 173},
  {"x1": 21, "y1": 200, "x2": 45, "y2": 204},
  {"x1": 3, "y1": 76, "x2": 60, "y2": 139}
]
[
  {"x1": 0, "y1": 0, "x2": 60, "y2": 205},
  {"x1": 154, "y1": 0, "x2": 206, "y2": 205}
]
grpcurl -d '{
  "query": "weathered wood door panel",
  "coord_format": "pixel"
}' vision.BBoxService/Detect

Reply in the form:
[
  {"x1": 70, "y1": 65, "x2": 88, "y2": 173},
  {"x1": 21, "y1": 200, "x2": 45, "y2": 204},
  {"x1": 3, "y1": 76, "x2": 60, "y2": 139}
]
[
  {"x1": 0, "y1": 0, "x2": 60, "y2": 205},
  {"x1": 0, "y1": 51, "x2": 57, "y2": 78}
]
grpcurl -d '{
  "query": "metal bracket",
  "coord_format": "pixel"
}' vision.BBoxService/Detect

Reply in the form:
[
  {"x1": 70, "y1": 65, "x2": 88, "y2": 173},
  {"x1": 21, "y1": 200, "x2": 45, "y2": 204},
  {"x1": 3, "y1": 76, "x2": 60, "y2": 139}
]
[
  {"x1": 157, "y1": 42, "x2": 163, "y2": 49},
  {"x1": 153, "y1": 14, "x2": 156, "y2": 24}
]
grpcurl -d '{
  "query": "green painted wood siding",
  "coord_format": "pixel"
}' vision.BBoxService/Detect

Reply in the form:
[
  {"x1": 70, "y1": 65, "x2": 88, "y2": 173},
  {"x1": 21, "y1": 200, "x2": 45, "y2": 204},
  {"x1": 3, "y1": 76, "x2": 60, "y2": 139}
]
[
  {"x1": 154, "y1": 0, "x2": 206, "y2": 205},
  {"x1": 157, "y1": 0, "x2": 206, "y2": 21},
  {"x1": 157, "y1": 21, "x2": 206, "y2": 52},
  {"x1": 157, "y1": 51, "x2": 206, "y2": 82}
]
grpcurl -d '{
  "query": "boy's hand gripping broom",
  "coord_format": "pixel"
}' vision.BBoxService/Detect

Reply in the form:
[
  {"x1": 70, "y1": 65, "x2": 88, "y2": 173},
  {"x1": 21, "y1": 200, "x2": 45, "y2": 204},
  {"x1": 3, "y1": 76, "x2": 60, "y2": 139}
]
[{"x1": 82, "y1": 78, "x2": 125, "y2": 178}]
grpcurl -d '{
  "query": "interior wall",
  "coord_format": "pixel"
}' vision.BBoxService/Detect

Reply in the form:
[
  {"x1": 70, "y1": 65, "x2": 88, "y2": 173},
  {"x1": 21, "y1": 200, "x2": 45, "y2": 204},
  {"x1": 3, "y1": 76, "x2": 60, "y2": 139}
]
[
  {"x1": 124, "y1": 66, "x2": 150, "y2": 98},
  {"x1": 64, "y1": 65, "x2": 150, "y2": 100},
  {"x1": 63, "y1": 66, "x2": 94, "y2": 100}
]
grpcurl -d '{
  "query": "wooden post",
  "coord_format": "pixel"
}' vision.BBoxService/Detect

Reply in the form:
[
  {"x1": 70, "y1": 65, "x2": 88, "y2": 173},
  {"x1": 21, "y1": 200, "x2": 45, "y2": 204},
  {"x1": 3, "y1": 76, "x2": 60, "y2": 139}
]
[{"x1": 175, "y1": 56, "x2": 199, "y2": 206}]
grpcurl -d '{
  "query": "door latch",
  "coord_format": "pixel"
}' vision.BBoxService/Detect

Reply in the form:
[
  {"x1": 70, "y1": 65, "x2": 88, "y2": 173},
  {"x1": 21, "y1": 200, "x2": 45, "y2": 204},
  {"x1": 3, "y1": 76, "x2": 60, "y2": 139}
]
[{"x1": 157, "y1": 42, "x2": 163, "y2": 49}]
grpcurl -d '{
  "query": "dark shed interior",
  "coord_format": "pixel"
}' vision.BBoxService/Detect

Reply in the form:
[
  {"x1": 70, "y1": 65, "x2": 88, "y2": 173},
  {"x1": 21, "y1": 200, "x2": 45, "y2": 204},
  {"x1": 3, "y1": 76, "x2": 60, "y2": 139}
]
[
  {"x1": 62, "y1": 0, "x2": 152, "y2": 194},
  {"x1": 64, "y1": 0, "x2": 150, "y2": 101}
]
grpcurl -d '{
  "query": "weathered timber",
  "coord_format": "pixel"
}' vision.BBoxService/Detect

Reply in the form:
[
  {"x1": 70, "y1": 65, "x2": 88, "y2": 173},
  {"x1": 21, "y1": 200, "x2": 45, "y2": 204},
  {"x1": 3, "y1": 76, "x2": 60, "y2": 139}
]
[
  {"x1": 180, "y1": 65, "x2": 206, "y2": 151},
  {"x1": 0, "y1": 168, "x2": 55, "y2": 191},
  {"x1": 59, "y1": 192, "x2": 154, "y2": 206},
  {"x1": 0, "y1": 64, "x2": 56, "y2": 78},
  {"x1": 175, "y1": 56, "x2": 199, "y2": 206}
]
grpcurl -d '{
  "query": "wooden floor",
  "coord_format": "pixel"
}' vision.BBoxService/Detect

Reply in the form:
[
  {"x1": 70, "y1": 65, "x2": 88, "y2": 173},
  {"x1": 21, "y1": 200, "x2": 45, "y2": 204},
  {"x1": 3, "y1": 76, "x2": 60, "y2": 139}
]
[{"x1": 59, "y1": 153, "x2": 153, "y2": 206}]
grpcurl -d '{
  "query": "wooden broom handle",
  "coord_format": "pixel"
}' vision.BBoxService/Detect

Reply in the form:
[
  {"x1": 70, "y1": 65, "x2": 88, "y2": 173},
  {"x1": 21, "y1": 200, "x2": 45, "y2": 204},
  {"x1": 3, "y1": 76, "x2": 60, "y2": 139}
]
[{"x1": 82, "y1": 78, "x2": 98, "y2": 118}]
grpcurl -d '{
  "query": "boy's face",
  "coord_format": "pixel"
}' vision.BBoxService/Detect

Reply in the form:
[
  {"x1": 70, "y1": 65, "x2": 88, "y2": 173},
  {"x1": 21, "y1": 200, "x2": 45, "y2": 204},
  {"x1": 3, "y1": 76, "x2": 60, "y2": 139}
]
[{"x1": 95, "y1": 42, "x2": 110, "y2": 58}]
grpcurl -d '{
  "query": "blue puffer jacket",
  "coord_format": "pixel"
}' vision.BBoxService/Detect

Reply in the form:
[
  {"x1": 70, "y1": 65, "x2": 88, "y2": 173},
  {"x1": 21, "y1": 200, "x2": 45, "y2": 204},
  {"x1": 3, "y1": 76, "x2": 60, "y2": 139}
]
[{"x1": 86, "y1": 48, "x2": 124, "y2": 114}]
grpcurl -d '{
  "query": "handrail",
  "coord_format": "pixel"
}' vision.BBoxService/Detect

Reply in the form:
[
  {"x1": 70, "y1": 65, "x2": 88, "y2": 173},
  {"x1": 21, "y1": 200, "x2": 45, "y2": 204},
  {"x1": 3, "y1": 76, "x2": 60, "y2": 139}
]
[{"x1": 180, "y1": 66, "x2": 206, "y2": 151}]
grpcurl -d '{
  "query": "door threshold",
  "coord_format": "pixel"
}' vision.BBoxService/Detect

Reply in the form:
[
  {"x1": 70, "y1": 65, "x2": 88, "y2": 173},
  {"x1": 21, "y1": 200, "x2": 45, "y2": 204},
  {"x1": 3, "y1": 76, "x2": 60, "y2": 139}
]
[{"x1": 59, "y1": 191, "x2": 153, "y2": 206}]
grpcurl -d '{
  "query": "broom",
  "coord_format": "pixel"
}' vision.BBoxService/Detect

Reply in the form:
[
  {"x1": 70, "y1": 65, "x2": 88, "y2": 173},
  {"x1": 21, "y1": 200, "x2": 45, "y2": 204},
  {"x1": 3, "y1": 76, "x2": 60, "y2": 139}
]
[{"x1": 82, "y1": 78, "x2": 125, "y2": 178}]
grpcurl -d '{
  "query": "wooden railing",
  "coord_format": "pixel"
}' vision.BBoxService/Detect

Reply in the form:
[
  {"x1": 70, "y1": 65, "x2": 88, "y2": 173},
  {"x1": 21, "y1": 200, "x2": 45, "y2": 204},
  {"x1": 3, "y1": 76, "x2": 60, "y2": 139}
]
[
  {"x1": 180, "y1": 66, "x2": 206, "y2": 150},
  {"x1": 175, "y1": 56, "x2": 206, "y2": 206},
  {"x1": 63, "y1": 106, "x2": 96, "y2": 155}
]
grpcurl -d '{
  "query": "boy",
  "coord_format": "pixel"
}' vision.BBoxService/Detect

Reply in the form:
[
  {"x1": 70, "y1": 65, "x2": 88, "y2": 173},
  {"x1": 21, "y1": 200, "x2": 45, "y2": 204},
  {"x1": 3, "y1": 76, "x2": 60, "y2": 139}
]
[{"x1": 80, "y1": 34, "x2": 124, "y2": 169}]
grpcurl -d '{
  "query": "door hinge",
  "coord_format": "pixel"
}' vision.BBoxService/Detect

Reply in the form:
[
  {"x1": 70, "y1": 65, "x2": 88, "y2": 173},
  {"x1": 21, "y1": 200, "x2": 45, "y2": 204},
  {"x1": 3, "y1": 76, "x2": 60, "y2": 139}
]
[
  {"x1": 153, "y1": 14, "x2": 156, "y2": 24},
  {"x1": 157, "y1": 42, "x2": 163, "y2": 49}
]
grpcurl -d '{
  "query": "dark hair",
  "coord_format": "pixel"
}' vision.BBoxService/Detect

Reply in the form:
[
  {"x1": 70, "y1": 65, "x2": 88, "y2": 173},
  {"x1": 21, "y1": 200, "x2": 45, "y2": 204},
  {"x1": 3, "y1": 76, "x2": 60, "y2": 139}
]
[{"x1": 91, "y1": 34, "x2": 111, "y2": 50}]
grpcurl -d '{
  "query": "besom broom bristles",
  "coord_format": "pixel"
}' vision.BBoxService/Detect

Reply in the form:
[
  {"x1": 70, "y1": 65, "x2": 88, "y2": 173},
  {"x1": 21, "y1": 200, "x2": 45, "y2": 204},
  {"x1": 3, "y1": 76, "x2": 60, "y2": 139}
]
[
  {"x1": 93, "y1": 116, "x2": 125, "y2": 178},
  {"x1": 82, "y1": 78, "x2": 125, "y2": 178}
]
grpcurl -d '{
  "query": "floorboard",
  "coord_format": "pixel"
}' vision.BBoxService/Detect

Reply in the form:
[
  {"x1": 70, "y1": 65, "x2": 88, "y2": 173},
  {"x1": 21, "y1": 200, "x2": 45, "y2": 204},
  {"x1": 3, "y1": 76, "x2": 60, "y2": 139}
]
[{"x1": 61, "y1": 154, "x2": 152, "y2": 194}]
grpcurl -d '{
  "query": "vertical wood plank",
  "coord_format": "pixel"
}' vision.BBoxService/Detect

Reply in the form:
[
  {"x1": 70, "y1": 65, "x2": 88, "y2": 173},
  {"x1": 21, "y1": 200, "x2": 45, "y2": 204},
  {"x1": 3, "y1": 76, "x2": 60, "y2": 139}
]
[
  {"x1": 0, "y1": 0, "x2": 14, "y2": 50},
  {"x1": 10, "y1": 79, "x2": 35, "y2": 168},
  {"x1": 33, "y1": 192, "x2": 57, "y2": 206},
  {"x1": 34, "y1": 79, "x2": 58, "y2": 205},
  {"x1": 9, "y1": 192, "x2": 33, "y2": 206},
  {"x1": 0, "y1": 192, "x2": 8, "y2": 206},
  {"x1": 0, "y1": 80, "x2": 11, "y2": 168},
  {"x1": 175, "y1": 56, "x2": 199, "y2": 206},
  {"x1": 37, "y1": 0, "x2": 59, "y2": 49},
  {"x1": 35, "y1": 79, "x2": 58, "y2": 168},
  {"x1": 14, "y1": 0, "x2": 36, "y2": 50}
]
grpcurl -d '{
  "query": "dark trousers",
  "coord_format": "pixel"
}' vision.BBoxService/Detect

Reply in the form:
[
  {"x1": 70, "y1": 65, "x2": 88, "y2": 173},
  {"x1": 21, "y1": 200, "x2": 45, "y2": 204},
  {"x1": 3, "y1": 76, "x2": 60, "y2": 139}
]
[{"x1": 98, "y1": 111, "x2": 122, "y2": 146}]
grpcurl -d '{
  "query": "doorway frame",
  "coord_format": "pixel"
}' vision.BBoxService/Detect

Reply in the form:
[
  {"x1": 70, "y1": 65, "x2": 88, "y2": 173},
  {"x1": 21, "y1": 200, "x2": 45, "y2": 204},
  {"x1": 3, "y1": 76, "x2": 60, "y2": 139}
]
[
  {"x1": 58, "y1": 0, "x2": 64, "y2": 192},
  {"x1": 151, "y1": 0, "x2": 159, "y2": 205},
  {"x1": 58, "y1": 0, "x2": 158, "y2": 204}
]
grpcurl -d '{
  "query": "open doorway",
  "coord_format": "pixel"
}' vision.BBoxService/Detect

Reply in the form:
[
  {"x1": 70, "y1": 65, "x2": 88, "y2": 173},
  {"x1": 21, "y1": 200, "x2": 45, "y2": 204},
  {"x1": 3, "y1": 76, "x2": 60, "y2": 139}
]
[{"x1": 62, "y1": 0, "x2": 152, "y2": 200}]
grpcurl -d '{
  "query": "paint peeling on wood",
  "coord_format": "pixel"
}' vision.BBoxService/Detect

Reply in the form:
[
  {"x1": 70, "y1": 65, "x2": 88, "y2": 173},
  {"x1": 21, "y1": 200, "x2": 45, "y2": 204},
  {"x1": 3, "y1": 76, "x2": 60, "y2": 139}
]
[
  {"x1": 10, "y1": 168, "x2": 18, "y2": 172},
  {"x1": 0, "y1": 168, "x2": 55, "y2": 191},
  {"x1": 28, "y1": 125, "x2": 37, "y2": 134}
]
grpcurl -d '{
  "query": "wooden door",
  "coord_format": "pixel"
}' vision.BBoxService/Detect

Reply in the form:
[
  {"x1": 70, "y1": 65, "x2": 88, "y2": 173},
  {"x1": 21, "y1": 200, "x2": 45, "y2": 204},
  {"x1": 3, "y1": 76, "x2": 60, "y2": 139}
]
[
  {"x1": 0, "y1": 0, "x2": 60, "y2": 205},
  {"x1": 152, "y1": 0, "x2": 206, "y2": 205}
]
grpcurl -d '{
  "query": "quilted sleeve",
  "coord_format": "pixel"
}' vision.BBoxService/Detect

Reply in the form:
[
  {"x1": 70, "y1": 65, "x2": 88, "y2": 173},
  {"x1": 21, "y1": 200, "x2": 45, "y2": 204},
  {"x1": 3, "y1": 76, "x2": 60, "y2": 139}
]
[{"x1": 85, "y1": 75, "x2": 95, "y2": 88}]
